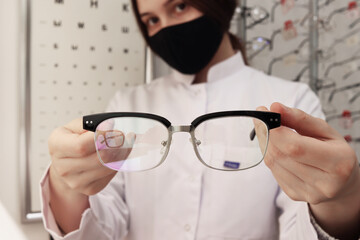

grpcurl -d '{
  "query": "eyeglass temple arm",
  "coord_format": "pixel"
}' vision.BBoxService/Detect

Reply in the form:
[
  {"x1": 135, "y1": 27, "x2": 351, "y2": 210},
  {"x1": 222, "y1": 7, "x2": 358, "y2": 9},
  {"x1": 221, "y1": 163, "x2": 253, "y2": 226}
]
[
  {"x1": 349, "y1": 17, "x2": 360, "y2": 28},
  {"x1": 293, "y1": 65, "x2": 310, "y2": 82},
  {"x1": 250, "y1": 128, "x2": 257, "y2": 141},
  {"x1": 325, "y1": 55, "x2": 360, "y2": 78},
  {"x1": 350, "y1": 91, "x2": 360, "y2": 104},
  {"x1": 319, "y1": 0, "x2": 335, "y2": 9},
  {"x1": 343, "y1": 65, "x2": 360, "y2": 80},
  {"x1": 328, "y1": 82, "x2": 360, "y2": 103},
  {"x1": 326, "y1": 110, "x2": 360, "y2": 123},
  {"x1": 246, "y1": 9, "x2": 270, "y2": 29},
  {"x1": 326, "y1": 6, "x2": 347, "y2": 24},
  {"x1": 271, "y1": 2, "x2": 281, "y2": 23}
]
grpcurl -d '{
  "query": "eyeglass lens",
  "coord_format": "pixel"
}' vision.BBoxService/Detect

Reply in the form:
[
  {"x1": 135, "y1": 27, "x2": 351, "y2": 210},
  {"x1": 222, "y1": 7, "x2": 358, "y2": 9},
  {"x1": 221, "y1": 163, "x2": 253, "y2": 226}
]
[
  {"x1": 193, "y1": 117, "x2": 269, "y2": 170},
  {"x1": 95, "y1": 117, "x2": 169, "y2": 172}
]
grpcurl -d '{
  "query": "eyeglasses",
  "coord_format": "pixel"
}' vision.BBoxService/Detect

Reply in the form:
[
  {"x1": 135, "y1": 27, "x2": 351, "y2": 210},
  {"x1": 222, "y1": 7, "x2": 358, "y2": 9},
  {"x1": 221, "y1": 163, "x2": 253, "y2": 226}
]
[
  {"x1": 350, "y1": 17, "x2": 360, "y2": 28},
  {"x1": 319, "y1": 0, "x2": 336, "y2": 9},
  {"x1": 324, "y1": 54, "x2": 360, "y2": 78},
  {"x1": 319, "y1": 27, "x2": 360, "y2": 61},
  {"x1": 269, "y1": 19, "x2": 307, "y2": 51},
  {"x1": 328, "y1": 82, "x2": 360, "y2": 103},
  {"x1": 268, "y1": 38, "x2": 309, "y2": 74},
  {"x1": 299, "y1": 12, "x2": 337, "y2": 33},
  {"x1": 349, "y1": 91, "x2": 360, "y2": 103},
  {"x1": 293, "y1": 65, "x2": 310, "y2": 82},
  {"x1": 246, "y1": 36, "x2": 272, "y2": 60},
  {"x1": 315, "y1": 78, "x2": 336, "y2": 91},
  {"x1": 270, "y1": 0, "x2": 308, "y2": 23},
  {"x1": 326, "y1": 110, "x2": 360, "y2": 129},
  {"x1": 343, "y1": 64, "x2": 360, "y2": 80},
  {"x1": 316, "y1": 78, "x2": 338, "y2": 114},
  {"x1": 83, "y1": 111, "x2": 281, "y2": 172},
  {"x1": 240, "y1": 6, "x2": 270, "y2": 29}
]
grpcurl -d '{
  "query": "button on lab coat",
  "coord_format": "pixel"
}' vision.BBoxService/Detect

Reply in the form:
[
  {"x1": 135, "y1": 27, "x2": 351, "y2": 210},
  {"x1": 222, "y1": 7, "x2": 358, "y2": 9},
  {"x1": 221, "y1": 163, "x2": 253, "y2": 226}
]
[{"x1": 41, "y1": 52, "x2": 325, "y2": 240}]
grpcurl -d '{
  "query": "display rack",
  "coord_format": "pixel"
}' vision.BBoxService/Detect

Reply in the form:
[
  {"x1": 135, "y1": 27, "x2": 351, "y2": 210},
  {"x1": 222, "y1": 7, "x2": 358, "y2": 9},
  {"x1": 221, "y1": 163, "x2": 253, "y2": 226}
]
[{"x1": 237, "y1": 0, "x2": 360, "y2": 162}]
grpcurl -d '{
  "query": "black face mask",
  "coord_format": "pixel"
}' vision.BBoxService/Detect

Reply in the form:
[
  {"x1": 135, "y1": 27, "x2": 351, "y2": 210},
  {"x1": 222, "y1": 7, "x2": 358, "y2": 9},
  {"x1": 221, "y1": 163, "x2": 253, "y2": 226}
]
[{"x1": 148, "y1": 16, "x2": 224, "y2": 75}]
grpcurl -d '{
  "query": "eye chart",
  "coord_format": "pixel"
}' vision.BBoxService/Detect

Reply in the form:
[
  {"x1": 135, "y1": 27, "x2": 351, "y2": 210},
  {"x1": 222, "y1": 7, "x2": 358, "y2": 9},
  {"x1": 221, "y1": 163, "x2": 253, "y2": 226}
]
[{"x1": 22, "y1": 0, "x2": 147, "y2": 221}]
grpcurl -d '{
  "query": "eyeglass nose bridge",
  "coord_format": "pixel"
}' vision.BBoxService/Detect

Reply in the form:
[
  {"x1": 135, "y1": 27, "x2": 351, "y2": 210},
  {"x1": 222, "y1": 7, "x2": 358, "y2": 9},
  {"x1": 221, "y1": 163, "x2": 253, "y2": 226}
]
[
  {"x1": 168, "y1": 125, "x2": 201, "y2": 147},
  {"x1": 169, "y1": 125, "x2": 192, "y2": 133}
]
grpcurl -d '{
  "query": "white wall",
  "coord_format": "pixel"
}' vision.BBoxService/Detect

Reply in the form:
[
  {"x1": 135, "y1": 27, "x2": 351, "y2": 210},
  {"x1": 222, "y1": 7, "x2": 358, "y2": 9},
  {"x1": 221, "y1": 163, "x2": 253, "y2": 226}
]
[{"x1": 0, "y1": 0, "x2": 49, "y2": 239}]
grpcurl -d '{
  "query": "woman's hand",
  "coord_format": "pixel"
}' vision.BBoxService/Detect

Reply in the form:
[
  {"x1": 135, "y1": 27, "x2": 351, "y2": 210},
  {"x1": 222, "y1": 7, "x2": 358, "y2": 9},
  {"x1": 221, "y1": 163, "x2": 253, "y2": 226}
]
[
  {"x1": 48, "y1": 118, "x2": 117, "y2": 233},
  {"x1": 256, "y1": 102, "x2": 360, "y2": 239},
  {"x1": 49, "y1": 118, "x2": 117, "y2": 196}
]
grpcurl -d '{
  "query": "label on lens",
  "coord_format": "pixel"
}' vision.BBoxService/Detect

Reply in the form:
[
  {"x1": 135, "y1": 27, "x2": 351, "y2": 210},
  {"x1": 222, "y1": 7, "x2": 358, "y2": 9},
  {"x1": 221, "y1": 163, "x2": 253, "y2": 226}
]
[{"x1": 223, "y1": 161, "x2": 240, "y2": 169}]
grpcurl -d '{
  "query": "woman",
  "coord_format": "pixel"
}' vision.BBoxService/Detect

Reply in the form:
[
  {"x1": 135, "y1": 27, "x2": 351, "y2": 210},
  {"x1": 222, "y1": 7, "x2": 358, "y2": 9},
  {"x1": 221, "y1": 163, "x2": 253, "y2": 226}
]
[{"x1": 42, "y1": 0, "x2": 360, "y2": 239}]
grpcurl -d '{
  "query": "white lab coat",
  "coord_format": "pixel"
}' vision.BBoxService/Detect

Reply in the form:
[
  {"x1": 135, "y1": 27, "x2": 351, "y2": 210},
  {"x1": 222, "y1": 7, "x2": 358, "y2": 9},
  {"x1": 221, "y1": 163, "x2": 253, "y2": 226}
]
[{"x1": 41, "y1": 52, "x2": 326, "y2": 240}]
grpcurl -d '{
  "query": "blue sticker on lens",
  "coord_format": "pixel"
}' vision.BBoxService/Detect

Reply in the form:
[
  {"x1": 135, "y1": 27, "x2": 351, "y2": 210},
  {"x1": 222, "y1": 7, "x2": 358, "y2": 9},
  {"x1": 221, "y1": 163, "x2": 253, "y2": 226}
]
[{"x1": 223, "y1": 161, "x2": 240, "y2": 169}]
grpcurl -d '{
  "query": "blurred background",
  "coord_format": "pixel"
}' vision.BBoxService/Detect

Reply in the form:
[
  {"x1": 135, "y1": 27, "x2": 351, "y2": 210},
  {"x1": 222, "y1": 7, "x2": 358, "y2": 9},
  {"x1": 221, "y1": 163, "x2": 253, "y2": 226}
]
[{"x1": 0, "y1": 0, "x2": 359, "y2": 239}]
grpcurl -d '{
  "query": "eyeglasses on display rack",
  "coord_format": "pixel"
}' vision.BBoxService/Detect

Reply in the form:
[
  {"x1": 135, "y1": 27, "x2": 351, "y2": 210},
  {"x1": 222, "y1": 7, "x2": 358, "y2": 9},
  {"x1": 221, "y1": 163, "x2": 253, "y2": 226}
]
[
  {"x1": 293, "y1": 65, "x2": 310, "y2": 82},
  {"x1": 246, "y1": 37, "x2": 272, "y2": 60},
  {"x1": 319, "y1": 0, "x2": 336, "y2": 9},
  {"x1": 270, "y1": 0, "x2": 308, "y2": 23},
  {"x1": 269, "y1": 19, "x2": 309, "y2": 50},
  {"x1": 349, "y1": 16, "x2": 360, "y2": 28},
  {"x1": 300, "y1": 12, "x2": 337, "y2": 33},
  {"x1": 324, "y1": 54, "x2": 360, "y2": 77},
  {"x1": 320, "y1": 1, "x2": 360, "y2": 31},
  {"x1": 324, "y1": 1, "x2": 360, "y2": 26},
  {"x1": 315, "y1": 78, "x2": 336, "y2": 91},
  {"x1": 328, "y1": 82, "x2": 360, "y2": 103},
  {"x1": 268, "y1": 38, "x2": 309, "y2": 74},
  {"x1": 343, "y1": 64, "x2": 360, "y2": 80},
  {"x1": 316, "y1": 79, "x2": 338, "y2": 114},
  {"x1": 327, "y1": 110, "x2": 360, "y2": 129},
  {"x1": 240, "y1": 6, "x2": 270, "y2": 29},
  {"x1": 327, "y1": 110, "x2": 360, "y2": 121},
  {"x1": 270, "y1": 0, "x2": 336, "y2": 22},
  {"x1": 349, "y1": 91, "x2": 360, "y2": 103},
  {"x1": 317, "y1": 27, "x2": 360, "y2": 62},
  {"x1": 83, "y1": 111, "x2": 281, "y2": 172}
]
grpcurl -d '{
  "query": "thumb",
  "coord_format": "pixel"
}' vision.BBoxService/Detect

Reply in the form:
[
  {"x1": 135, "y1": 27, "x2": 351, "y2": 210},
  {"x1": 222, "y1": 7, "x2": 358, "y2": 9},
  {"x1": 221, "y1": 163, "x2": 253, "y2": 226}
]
[
  {"x1": 64, "y1": 118, "x2": 88, "y2": 135},
  {"x1": 256, "y1": 106, "x2": 269, "y2": 112},
  {"x1": 269, "y1": 102, "x2": 339, "y2": 139},
  {"x1": 64, "y1": 118, "x2": 96, "y2": 155}
]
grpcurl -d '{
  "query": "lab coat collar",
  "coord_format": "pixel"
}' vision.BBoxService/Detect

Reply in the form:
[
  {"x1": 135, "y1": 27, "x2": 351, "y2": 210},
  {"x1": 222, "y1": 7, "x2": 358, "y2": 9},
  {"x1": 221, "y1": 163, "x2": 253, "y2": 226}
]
[{"x1": 172, "y1": 51, "x2": 245, "y2": 85}]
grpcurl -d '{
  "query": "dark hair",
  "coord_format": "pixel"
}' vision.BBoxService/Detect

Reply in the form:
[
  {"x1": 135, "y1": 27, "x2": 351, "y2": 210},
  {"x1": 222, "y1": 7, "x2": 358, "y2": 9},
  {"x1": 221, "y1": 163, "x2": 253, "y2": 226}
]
[{"x1": 131, "y1": 0, "x2": 248, "y2": 65}]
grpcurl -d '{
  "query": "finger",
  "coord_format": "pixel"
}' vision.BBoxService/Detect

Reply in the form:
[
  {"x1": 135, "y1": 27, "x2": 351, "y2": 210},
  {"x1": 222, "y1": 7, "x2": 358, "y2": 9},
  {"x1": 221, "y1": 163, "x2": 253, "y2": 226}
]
[
  {"x1": 81, "y1": 172, "x2": 117, "y2": 196},
  {"x1": 63, "y1": 165, "x2": 116, "y2": 193},
  {"x1": 270, "y1": 102, "x2": 341, "y2": 140},
  {"x1": 64, "y1": 117, "x2": 88, "y2": 134},
  {"x1": 272, "y1": 156, "x2": 337, "y2": 203},
  {"x1": 99, "y1": 147, "x2": 133, "y2": 164},
  {"x1": 268, "y1": 154, "x2": 332, "y2": 204},
  {"x1": 267, "y1": 159, "x2": 307, "y2": 202},
  {"x1": 49, "y1": 126, "x2": 96, "y2": 158},
  {"x1": 267, "y1": 125, "x2": 337, "y2": 171},
  {"x1": 267, "y1": 138, "x2": 328, "y2": 186},
  {"x1": 52, "y1": 151, "x2": 103, "y2": 177},
  {"x1": 252, "y1": 117, "x2": 268, "y2": 155},
  {"x1": 256, "y1": 106, "x2": 268, "y2": 112}
]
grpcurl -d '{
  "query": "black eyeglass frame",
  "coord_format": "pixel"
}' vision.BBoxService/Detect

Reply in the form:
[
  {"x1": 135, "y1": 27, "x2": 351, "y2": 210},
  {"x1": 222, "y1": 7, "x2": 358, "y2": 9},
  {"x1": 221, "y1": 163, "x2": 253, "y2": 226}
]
[{"x1": 83, "y1": 111, "x2": 281, "y2": 171}]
